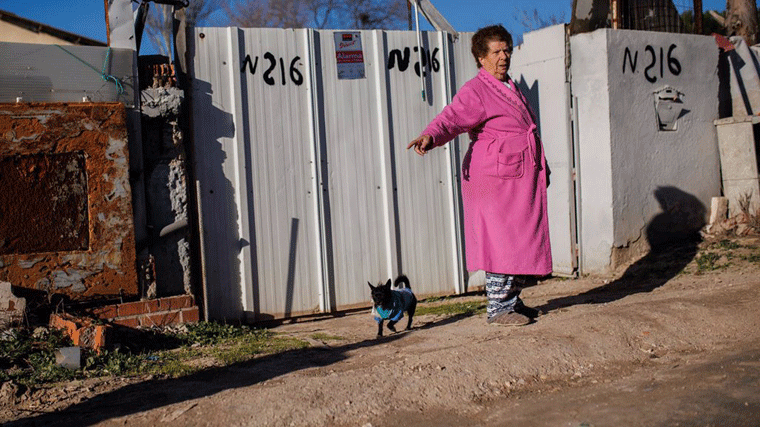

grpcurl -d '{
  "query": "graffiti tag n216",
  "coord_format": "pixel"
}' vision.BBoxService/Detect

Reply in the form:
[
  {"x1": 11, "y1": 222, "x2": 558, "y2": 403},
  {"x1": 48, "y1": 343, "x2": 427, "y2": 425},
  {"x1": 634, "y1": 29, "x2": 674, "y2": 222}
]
[
  {"x1": 622, "y1": 44, "x2": 682, "y2": 83},
  {"x1": 388, "y1": 47, "x2": 440, "y2": 76},
  {"x1": 241, "y1": 53, "x2": 304, "y2": 86}
]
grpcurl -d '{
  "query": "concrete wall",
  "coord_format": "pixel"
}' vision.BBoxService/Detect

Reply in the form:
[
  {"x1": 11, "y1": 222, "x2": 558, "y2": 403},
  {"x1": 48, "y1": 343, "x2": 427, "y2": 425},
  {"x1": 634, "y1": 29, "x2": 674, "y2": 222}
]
[
  {"x1": 141, "y1": 87, "x2": 192, "y2": 298},
  {"x1": 571, "y1": 29, "x2": 720, "y2": 272},
  {"x1": 570, "y1": 29, "x2": 615, "y2": 273},
  {"x1": 0, "y1": 103, "x2": 138, "y2": 299}
]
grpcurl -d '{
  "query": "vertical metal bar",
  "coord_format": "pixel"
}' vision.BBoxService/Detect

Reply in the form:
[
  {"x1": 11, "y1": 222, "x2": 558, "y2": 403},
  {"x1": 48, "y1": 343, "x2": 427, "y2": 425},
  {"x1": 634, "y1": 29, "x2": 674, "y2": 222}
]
[
  {"x1": 226, "y1": 28, "x2": 254, "y2": 316},
  {"x1": 440, "y1": 32, "x2": 465, "y2": 294},
  {"x1": 414, "y1": 0, "x2": 425, "y2": 101},
  {"x1": 306, "y1": 29, "x2": 331, "y2": 313},
  {"x1": 571, "y1": 95, "x2": 584, "y2": 275},
  {"x1": 372, "y1": 30, "x2": 399, "y2": 281},
  {"x1": 104, "y1": 0, "x2": 111, "y2": 46},
  {"x1": 610, "y1": 0, "x2": 620, "y2": 29}
]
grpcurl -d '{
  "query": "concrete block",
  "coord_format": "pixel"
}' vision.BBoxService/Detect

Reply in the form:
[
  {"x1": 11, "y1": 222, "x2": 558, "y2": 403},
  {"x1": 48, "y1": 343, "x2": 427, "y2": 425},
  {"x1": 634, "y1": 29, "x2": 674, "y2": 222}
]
[
  {"x1": 140, "y1": 87, "x2": 183, "y2": 118},
  {"x1": 715, "y1": 117, "x2": 760, "y2": 216},
  {"x1": 709, "y1": 197, "x2": 729, "y2": 226},
  {"x1": 55, "y1": 346, "x2": 81, "y2": 370},
  {"x1": 0, "y1": 281, "x2": 26, "y2": 328},
  {"x1": 466, "y1": 270, "x2": 486, "y2": 291}
]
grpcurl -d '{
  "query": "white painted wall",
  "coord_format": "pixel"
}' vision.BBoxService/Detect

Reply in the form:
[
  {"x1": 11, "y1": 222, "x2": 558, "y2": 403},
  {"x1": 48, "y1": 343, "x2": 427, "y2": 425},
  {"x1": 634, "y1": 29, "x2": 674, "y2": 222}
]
[
  {"x1": 511, "y1": 24, "x2": 577, "y2": 275},
  {"x1": 571, "y1": 29, "x2": 720, "y2": 273},
  {"x1": 570, "y1": 30, "x2": 615, "y2": 273},
  {"x1": 0, "y1": 21, "x2": 96, "y2": 45}
]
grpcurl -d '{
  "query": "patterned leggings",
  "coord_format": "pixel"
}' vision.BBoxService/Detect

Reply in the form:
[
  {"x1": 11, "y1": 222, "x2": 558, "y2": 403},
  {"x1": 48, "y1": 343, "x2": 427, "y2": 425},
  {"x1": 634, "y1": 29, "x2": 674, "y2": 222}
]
[{"x1": 485, "y1": 273, "x2": 535, "y2": 319}]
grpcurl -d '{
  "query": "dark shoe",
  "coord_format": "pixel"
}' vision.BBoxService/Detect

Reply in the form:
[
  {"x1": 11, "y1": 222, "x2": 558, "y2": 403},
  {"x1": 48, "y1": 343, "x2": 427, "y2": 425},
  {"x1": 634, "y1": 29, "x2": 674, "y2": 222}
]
[
  {"x1": 487, "y1": 311, "x2": 531, "y2": 326},
  {"x1": 514, "y1": 304, "x2": 539, "y2": 319}
]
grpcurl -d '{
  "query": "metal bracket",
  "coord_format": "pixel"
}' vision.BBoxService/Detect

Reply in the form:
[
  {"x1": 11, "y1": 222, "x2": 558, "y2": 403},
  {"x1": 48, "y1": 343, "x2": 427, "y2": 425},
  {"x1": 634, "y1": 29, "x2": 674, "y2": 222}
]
[{"x1": 654, "y1": 87, "x2": 684, "y2": 131}]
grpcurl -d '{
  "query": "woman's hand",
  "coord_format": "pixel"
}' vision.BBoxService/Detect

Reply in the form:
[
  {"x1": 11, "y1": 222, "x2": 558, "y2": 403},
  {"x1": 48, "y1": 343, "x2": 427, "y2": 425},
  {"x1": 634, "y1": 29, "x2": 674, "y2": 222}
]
[{"x1": 407, "y1": 134, "x2": 433, "y2": 156}]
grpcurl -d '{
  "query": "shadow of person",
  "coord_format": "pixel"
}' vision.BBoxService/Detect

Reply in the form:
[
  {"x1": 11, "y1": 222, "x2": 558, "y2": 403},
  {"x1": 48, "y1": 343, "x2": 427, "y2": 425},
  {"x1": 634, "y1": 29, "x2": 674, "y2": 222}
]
[{"x1": 538, "y1": 186, "x2": 706, "y2": 312}]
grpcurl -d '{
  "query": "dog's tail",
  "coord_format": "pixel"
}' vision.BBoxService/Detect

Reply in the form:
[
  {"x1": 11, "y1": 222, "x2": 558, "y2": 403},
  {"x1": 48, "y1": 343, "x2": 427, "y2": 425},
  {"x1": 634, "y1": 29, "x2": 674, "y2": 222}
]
[{"x1": 394, "y1": 274, "x2": 410, "y2": 290}]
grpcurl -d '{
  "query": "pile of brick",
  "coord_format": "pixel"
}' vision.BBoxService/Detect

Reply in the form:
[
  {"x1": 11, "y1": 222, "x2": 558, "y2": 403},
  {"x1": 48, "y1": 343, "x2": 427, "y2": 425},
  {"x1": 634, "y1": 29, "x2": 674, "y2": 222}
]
[
  {"x1": 44, "y1": 295, "x2": 199, "y2": 353},
  {"x1": 91, "y1": 295, "x2": 199, "y2": 328}
]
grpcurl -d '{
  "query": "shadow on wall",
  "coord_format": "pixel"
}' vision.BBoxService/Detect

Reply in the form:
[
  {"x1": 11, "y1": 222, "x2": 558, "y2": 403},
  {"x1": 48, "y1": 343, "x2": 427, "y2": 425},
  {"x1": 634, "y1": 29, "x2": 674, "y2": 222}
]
[
  {"x1": 191, "y1": 78, "x2": 243, "y2": 320},
  {"x1": 515, "y1": 77, "x2": 541, "y2": 136},
  {"x1": 539, "y1": 186, "x2": 706, "y2": 312}
]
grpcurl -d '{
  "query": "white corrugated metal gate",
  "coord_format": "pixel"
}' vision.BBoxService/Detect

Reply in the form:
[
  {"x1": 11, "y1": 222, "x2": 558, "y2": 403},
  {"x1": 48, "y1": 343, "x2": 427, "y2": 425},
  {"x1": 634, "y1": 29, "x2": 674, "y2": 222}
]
[{"x1": 189, "y1": 26, "x2": 576, "y2": 321}]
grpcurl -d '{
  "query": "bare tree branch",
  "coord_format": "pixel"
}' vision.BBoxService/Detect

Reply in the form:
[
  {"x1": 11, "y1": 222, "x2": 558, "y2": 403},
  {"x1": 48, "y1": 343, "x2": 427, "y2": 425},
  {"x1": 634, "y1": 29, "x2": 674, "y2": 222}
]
[
  {"x1": 517, "y1": 7, "x2": 566, "y2": 32},
  {"x1": 224, "y1": 0, "x2": 406, "y2": 29},
  {"x1": 145, "y1": 0, "x2": 218, "y2": 56}
]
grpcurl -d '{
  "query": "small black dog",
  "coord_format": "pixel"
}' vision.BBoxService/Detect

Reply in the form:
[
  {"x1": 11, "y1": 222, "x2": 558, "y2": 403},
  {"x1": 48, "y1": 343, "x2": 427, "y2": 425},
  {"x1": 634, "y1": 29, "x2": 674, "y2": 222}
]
[{"x1": 368, "y1": 275, "x2": 417, "y2": 337}]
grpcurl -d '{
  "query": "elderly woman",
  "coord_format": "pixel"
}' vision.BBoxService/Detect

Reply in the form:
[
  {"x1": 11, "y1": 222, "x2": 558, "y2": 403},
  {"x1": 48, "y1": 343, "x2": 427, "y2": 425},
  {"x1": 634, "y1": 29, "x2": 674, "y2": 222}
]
[{"x1": 408, "y1": 25, "x2": 551, "y2": 326}]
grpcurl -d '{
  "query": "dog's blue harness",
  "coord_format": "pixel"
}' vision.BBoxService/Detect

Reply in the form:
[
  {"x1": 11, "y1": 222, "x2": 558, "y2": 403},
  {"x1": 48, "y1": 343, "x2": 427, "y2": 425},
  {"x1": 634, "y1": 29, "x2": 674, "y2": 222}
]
[{"x1": 373, "y1": 288, "x2": 414, "y2": 323}]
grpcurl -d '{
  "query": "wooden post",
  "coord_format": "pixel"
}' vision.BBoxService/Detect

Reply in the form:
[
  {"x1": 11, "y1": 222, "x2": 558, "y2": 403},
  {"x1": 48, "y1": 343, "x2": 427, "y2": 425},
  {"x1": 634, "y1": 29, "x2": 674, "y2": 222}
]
[{"x1": 694, "y1": 0, "x2": 703, "y2": 34}]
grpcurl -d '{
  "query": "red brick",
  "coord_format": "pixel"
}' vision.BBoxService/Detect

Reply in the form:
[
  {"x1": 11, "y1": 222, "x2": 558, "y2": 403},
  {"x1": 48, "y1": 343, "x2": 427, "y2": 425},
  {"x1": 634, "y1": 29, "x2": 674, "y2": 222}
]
[
  {"x1": 181, "y1": 307, "x2": 199, "y2": 323},
  {"x1": 159, "y1": 295, "x2": 193, "y2": 311},
  {"x1": 144, "y1": 299, "x2": 160, "y2": 313},
  {"x1": 113, "y1": 317, "x2": 140, "y2": 328},
  {"x1": 93, "y1": 304, "x2": 118, "y2": 319},
  {"x1": 140, "y1": 311, "x2": 181, "y2": 327},
  {"x1": 117, "y1": 301, "x2": 146, "y2": 317},
  {"x1": 50, "y1": 313, "x2": 109, "y2": 352},
  {"x1": 50, "y1": 313, "x2": 79, "y2": 338}
]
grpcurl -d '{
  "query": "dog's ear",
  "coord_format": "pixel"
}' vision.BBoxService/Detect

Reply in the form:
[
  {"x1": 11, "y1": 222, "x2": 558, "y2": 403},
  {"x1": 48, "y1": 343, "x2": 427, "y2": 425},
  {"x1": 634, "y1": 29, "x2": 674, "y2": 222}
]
[
  {"x1": 385, "y1": 279, "x2": 392, "y2": 288},
  {"x1": 368, "y1": 282, "x2": 374, "y2": 290}
]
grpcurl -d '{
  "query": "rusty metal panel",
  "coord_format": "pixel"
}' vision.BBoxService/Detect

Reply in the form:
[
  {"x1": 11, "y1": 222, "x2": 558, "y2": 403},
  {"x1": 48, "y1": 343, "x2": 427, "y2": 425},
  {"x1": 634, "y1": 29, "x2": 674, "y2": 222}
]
[
  {"x1": 0, "y1": 152, "x2": 89, "y2": 254},
  {"x1": 0, "y1": 102, "x2": 138, "y2": 299}
]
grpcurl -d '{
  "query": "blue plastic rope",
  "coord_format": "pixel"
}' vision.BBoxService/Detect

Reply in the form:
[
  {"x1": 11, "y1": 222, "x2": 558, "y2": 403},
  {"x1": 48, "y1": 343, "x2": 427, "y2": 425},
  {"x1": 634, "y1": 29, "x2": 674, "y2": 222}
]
[
  {"x1": 55, "y1": 45, "x2": 125, "y2": 94},
  {"x1": 100, "y1": 48, "x2": 124, "y2": 94}
]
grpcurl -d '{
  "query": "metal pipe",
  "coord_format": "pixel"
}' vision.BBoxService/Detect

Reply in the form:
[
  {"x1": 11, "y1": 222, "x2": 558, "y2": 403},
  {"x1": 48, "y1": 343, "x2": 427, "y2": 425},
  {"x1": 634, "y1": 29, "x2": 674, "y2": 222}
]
[
  {"x1": 414, "y1": 0, "x2": 425, "y2": 101},
  {"x1": 159, "y1": 218, "x2": 189, "y2": 237}
]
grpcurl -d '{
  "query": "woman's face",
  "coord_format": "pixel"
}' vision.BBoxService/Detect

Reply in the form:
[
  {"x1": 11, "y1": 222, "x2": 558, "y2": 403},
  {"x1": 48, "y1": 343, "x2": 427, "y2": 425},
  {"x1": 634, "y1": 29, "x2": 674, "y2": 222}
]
[{"x1": 478, "y1": 39, "x2": 511, "y2": 81}]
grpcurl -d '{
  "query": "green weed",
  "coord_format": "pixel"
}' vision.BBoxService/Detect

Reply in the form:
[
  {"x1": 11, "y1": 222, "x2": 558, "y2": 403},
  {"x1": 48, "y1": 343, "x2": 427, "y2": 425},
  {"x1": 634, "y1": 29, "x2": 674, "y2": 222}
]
[
  {"x1": 310, "y1": 333, "x2": 346, "y2": 342},
  {"x1": 695, "y1": 252, "x2": 722, "y2": 273},
  {"x1": 0, "y1": 322, "x2": 309, "y2": 387},
  {"x1": 741, "y1": 252, "x2": 760, "y2": 264},
  {"x1": 416, "y1": 300, "x2": 486, "y2": 317}
]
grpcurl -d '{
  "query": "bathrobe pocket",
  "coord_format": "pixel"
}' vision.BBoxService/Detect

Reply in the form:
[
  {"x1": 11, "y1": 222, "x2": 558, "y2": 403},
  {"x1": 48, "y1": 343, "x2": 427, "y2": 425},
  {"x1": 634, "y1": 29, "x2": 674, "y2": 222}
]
[{"x1": 496, "y1": 148, "x2": 526, "y2": 179}]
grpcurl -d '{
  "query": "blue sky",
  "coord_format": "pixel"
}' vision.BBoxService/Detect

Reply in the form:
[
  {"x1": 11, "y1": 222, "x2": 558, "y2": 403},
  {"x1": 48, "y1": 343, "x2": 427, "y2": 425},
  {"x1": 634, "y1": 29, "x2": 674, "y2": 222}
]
[{"x1": 0, "y1": 0, "x2": 743, "y2": 54}]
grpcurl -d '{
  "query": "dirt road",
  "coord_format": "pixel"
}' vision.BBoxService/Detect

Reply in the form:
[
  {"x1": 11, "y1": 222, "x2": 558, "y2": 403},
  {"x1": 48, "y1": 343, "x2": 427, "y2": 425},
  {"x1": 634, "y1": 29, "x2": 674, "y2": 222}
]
[{"x1": 6, "y1": 237, "x2": 760, "y2": 426}]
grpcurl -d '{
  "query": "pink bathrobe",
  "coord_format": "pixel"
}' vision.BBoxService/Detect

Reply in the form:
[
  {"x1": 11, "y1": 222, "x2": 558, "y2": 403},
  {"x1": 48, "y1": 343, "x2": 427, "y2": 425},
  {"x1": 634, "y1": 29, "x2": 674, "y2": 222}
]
[{"x1": 422, "y1": 68, "x2": 552, "y2": 275}]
